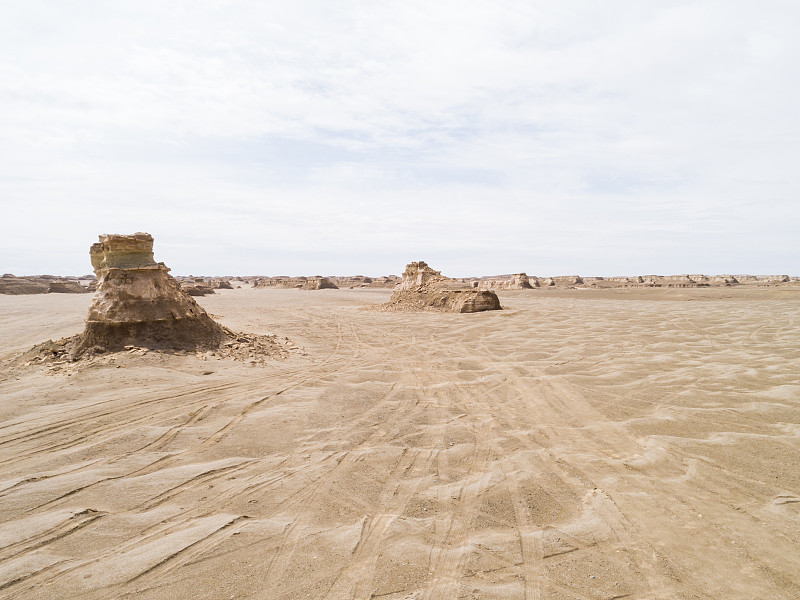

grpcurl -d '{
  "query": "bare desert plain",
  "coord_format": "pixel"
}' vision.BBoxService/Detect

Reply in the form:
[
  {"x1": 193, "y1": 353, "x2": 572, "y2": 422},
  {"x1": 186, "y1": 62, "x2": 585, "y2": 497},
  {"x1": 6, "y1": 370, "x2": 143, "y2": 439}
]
[{"x1": 1, "y1": 285, "x2": 799, "y2": 600}]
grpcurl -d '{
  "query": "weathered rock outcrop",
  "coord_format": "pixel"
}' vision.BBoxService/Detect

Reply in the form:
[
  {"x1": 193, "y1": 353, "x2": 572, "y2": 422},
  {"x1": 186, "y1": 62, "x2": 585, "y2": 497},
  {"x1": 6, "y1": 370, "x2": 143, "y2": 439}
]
[
  {"x1": 553, "y1": 275, "x2": 584, "y2": 286},
  {"x1": 0, "y1": 275, "x2": 50, "y2": 295},
  {"x1": 0, "y1": 274, "x2": 91, "y2": 295},
  {"x1": 180, "y1": 278, "x2": 216, "y2": 296},
  {"x1": 382, "y1": 261, "x2": 501, "y2": 313},
  {"x1": 301, "y1": 277, "x2": 338, "y2": 290},
  {"x1": 46, "y1": 280, "x2": 88, "y2": 293},
  {"x1": 328, "y1": 275, "x2": 401, "y2": 288},
  {"x1": 72, "y1": 233, "x2": 225, "y2": 354},
  {"x1": 478, "y1": 273, "x2": 535, "y2": 290},
  {"x1": 254, "y1": 276, "x2": 338, "y2": 290}
]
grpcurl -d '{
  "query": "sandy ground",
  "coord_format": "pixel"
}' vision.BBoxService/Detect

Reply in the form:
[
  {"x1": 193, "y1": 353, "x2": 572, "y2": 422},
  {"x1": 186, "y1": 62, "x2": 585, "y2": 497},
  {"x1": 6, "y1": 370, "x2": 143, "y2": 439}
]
[{"x1": 1, "y1": 287, "x2": 799, "y2": 599}]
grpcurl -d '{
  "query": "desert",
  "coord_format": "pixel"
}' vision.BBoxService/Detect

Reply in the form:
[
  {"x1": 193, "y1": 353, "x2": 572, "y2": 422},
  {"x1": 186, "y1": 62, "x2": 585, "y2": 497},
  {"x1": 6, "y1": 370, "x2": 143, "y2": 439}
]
[
  {"x1": 4, "y1": 3, "x2": 800, "y2": 598},
  {"x1": 1, "y1": 252, "x2": 799, "y2": 599}
]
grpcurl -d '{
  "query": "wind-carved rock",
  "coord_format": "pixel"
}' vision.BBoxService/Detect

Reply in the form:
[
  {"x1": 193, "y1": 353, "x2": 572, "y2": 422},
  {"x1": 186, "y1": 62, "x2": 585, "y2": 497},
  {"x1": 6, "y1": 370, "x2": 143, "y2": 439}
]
[
  {"x1": 254, "y1": 276, "x2": 338, "y2": 290},
  {"x1": 74, "y1": 233, "x2": 225, "y2": 354},
  {"x1": 382, "y1": 261, "x2": 501, "y2": 313},
  {"x1": 478, "y1": 273, "x2": 535, "y2": 290}
]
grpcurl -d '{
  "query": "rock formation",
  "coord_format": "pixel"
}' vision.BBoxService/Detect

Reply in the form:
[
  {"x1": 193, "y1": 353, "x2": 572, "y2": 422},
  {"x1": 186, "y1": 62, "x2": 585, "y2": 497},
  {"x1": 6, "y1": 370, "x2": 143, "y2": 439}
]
[
  {"x1": 0, "y1": 274, "x2": 91, "y2": 295},
  {"x1": 478, "y1": 273, "x2": 535, "y2": 290},
  {"x1": 254, "y1": 276, "x2": 338, "y2": 290},
  {"x1": 552, "y1": 275, "x2": 584, "y2": 286},
  {"x1": 0, "y1": 275, "x2": 50, "y2": 295},
  {"x1": 179, "y1": 278, "x2": 216, "y2": 296},
  {"x1": 382, "y1": 261, "x2": 501, "y2": 313},
  {"x1": 72, "y1": 233, "x2": 225, "y2": 354},
  {"x1": 301, "y1": 277, "x2": 338, "y2": 290},
  {"x1": 328, "y1": 275, "x2": 401, "y2": 288}
]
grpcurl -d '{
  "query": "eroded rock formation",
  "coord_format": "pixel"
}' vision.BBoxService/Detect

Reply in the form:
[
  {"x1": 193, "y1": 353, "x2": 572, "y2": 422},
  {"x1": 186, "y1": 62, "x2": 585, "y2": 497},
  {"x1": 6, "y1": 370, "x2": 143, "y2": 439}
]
[
  {"x1": 180, "y1": 278, "x2": 216, "y2": 296},
  {"x1": 478, "y1": 273, "x2": 535, "y2": 290},
  {"x1": 254, "y1": 276, "x2": 338, "y2": 290},
  {"x1": 0, "y1": 274, "x2": 91, "y2": 295},
  {"x1": 328, "y1": 275, "x2": 401, "y2": 288},
  {"x1": 72, "y1": 233, "x2": 225, "y2": 354},
  {"x1": 382, "y1": 261, "x2": 501, "y2": 313},
  {"x1": 301, "y1": 277, "x2": 338, "y2": 290}
]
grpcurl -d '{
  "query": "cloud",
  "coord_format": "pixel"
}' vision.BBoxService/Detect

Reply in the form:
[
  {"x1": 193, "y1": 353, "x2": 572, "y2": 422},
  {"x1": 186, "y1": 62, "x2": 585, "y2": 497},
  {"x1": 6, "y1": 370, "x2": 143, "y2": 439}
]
[{"x1": 1, "y1": 0, "x2": 798, "y2": 275}]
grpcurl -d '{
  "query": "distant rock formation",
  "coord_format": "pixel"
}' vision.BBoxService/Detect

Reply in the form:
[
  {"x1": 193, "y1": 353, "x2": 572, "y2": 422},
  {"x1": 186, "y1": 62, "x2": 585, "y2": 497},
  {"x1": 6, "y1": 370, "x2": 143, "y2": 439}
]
[
  {"x1": 0, "y1": 275, "x2": 50, "y2": 295},
  {"x1": 71, "y1": 233, "x2": 226, "y2": 354},
  {"x1": 328, "y1": 275, "x2": 401, "y2": 288},
  {"x1": 553, "y1": 275, "x2": 584, "y2": 286},
  {"x1": 478, "y1": 273, "x2": 535, "y2": 290},
  {"x1": 0, "y1": 274, "x2": 91, "y2": 295},
  {"x1": 708, "y1": 276, "x2": 739, "y2": 286},
  {"x1": 382, "y1": 261, "x2": 501, "y2": 313},
  {"x1": 301, "y1": 277, "x2": 338, "y2": 290},
  {"x1": 179, "y1": 278, "x2": 216, "y2": 296},
  {"x1": 254, "y1": 276, "x2": 338, "y2": 290}
]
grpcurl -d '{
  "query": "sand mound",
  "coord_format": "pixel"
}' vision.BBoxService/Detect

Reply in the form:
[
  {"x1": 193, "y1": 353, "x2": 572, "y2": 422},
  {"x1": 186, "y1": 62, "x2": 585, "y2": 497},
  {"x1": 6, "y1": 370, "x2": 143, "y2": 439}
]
[{"x1": 381, "y1": 261, "x2": 501, "y2": 313}]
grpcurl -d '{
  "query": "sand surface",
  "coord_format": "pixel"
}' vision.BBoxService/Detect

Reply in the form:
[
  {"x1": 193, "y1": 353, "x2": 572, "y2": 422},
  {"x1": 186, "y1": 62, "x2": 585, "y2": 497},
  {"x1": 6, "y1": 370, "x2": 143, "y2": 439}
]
[{"x1": 1, "y1": 287, "x2": 799, "y2": 599}]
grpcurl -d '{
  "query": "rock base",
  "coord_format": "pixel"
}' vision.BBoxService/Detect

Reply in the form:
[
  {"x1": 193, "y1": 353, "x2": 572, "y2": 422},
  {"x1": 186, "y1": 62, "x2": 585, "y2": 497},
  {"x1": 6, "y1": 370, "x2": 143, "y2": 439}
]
[
  {"x1": 72, "y1": 314, "x2": 225, "y2": 355},
  {"x1": 383, "y1": 289, "x2": 501, "y2": 313}
]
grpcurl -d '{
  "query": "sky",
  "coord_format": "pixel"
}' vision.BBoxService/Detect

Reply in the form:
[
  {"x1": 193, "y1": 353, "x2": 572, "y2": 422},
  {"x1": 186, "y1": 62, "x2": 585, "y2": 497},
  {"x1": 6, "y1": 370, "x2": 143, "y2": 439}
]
[{"x1": 1, "y1": 0, "x2": 798, "y2": 277}]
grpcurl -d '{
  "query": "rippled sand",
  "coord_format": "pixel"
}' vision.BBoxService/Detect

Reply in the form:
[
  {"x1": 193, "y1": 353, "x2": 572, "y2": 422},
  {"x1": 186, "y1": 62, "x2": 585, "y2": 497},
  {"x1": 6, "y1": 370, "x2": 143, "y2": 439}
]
[{"x1": 1, "y1": 286, "x2": 799, "y2": 599}]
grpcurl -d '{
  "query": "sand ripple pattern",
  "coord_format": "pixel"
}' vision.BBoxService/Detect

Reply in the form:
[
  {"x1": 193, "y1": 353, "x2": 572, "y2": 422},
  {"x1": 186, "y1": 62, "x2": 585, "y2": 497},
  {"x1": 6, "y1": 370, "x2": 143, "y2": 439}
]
[{"x1": 0, "y1": 288, "x2": 799, "y2": 599}]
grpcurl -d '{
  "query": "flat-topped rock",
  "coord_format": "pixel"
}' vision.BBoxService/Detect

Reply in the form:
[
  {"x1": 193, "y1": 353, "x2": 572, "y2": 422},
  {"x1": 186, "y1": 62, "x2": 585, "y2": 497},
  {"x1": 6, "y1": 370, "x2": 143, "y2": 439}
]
[
  {"x1": 90, "y1": 232, "x2": 158, "y2": 274},
  {"x1": 73, "y1": 233, "x2": 225, "y2": 354}
]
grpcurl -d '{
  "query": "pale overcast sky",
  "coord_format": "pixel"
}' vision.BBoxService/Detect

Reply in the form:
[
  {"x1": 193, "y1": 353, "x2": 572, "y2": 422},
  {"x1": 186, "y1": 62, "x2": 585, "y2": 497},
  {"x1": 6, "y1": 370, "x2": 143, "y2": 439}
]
[{"x1": 1, "y1": 1, "x2": 798, "y2": 276}]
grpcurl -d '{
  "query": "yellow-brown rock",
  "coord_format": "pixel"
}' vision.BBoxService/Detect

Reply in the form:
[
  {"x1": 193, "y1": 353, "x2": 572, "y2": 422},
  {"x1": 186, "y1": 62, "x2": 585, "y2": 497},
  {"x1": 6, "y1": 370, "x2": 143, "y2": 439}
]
[
  {"x1": 383, "y1": 261, "x2": 501, "y2": 313},
  {"x1": 74, "y1": 233, "x2": 224, "y2": 354}
]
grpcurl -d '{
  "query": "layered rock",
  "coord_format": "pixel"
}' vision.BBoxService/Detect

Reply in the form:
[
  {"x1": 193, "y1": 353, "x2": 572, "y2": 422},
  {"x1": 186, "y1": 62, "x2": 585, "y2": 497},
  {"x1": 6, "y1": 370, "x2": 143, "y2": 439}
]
[
  {"x1": 301, "y1": 277, "x2": 338, "y2": 290},
  {"x1": 708, "y1": 276, "x2": 739, "y2": 286},
  {"x1": 0, "y1": 274, "x2": 91, "y2": 295},
  {"x1": 254, "y1": 276, "x2": 338, "y2": 290},
  {"x1": 180, "y1": 278, "x2": 216, "y2": 296},
  {"x1": 478, "y1": 273, "x2": 535, "y2": 290},
  {"x1": 382, "y1": 261, "x2": 501, "y2": 313},
  {"x1": 46, "y1": 280, "x2": 88, "y2": 293},
  {"x1": 73, "y1": 233, "x2": 225, "y2": 354},
  {"x1": 0, "y1": 275, "x2": 50, "y2": 295},
  {"x1": 328, "y1": 275, "x2": 401, "y2": 289},
  {"x1": 552, "y1": 275, "x2": 584, "y2": 286}
]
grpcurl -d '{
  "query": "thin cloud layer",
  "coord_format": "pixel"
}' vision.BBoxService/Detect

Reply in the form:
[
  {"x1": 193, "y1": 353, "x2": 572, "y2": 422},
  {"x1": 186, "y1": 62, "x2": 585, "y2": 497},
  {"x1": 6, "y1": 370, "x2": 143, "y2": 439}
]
[{"x1": 2, "y1": 1, "x2": 798, "y2": 275}]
